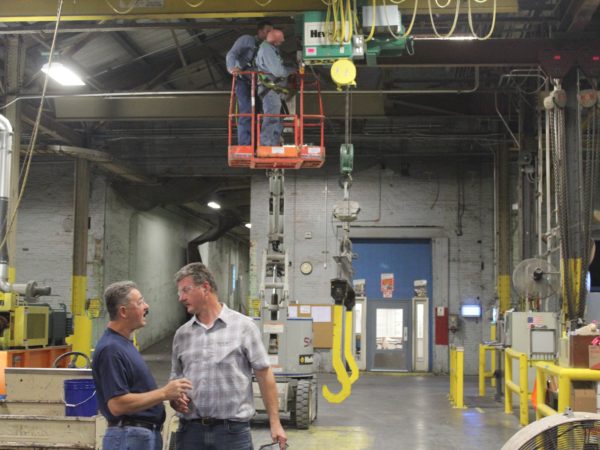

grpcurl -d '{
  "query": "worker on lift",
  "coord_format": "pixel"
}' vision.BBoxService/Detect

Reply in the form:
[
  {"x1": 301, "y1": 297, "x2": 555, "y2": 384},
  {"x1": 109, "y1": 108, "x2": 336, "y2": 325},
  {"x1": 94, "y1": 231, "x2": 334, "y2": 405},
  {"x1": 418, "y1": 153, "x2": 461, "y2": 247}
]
[
  {"x1": 226, "y1": 21, "x2": 273, "y2": 146},
  {"x1": 255, "y1": 29, "x2": 296, "y2": 146}
]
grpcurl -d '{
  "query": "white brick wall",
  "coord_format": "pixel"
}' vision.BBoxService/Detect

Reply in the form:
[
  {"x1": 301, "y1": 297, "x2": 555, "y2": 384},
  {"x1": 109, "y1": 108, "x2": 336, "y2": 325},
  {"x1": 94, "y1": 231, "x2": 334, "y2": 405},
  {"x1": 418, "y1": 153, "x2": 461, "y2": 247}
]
[
  {"x1": 250, "y1": 158, "x2": 496, "y2": 374},
  {"x1": 15, "y1": 161, "x2": 106, "y2": 310},
  {"x1": 14, "y1": 161, "x2": 249, "y2": 351}
]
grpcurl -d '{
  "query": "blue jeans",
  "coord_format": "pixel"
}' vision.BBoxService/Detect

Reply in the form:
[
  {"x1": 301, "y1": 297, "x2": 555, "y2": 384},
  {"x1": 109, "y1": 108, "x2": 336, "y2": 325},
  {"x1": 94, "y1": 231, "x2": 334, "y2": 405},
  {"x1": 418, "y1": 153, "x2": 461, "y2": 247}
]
[
  {"x1": 236, "y1": 76, "x2": 252, "y2": 145},
  {"x1": 103, "y1": 425, "x2": 162, "y2": 450},
  {"x1": 260, "y1": 89, "x2": 282, "y2": 146},
  {"x1": 176, "y1": 419, "x2": 253, "y2": 450}
]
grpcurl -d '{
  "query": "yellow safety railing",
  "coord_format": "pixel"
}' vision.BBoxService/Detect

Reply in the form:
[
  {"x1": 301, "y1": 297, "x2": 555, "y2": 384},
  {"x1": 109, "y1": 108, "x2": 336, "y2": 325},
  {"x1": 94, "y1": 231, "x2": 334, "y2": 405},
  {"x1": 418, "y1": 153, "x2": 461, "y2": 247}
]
[
  {"x1": 479, "y1": 344, "x2": 497, "y2": 396},
  {"x1": 449, "y1": 345, "x2": 465, "y2": 409},
  {"x1": 504, "y1": 348, "x2": 530, "y2": 426},
  {"x1": 533, "y1": 361, "x2": 600, "y2": 420}
]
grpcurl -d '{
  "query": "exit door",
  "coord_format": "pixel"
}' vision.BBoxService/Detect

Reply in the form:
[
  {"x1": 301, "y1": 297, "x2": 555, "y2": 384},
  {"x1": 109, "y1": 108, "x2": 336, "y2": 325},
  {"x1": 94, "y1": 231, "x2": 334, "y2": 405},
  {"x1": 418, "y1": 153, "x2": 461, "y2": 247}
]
[{"x1": 367, "y1": 299, "x2": 412, "y2": 371}]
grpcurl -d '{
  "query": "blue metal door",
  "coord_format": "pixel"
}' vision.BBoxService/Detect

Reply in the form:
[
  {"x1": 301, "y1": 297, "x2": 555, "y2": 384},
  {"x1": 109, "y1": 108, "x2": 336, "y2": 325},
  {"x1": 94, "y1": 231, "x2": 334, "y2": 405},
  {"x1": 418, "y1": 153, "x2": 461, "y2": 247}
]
[{"x1": 353, "y1": 239, "x2": 432, "y2": 372}]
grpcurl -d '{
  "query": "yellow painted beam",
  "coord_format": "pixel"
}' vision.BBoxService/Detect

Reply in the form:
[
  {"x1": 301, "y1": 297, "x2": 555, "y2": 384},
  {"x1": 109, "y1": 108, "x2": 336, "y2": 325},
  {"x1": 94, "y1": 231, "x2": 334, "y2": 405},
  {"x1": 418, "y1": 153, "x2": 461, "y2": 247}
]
[
  {"x1": 0, "y1": 0, "x2": 518, "y2": 22},
  {"x1": 498, "y1": 274, "x2": 510, "y2": 314}
]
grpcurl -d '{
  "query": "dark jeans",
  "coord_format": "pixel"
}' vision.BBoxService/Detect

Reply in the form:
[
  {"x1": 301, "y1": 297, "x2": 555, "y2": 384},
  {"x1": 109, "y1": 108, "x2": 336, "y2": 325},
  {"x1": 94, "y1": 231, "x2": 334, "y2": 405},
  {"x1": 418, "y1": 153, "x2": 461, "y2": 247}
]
[
  {"x1": 235, "y1": 76, "x2": 252, "y2": 145},
  {"x1": 103, "y1": 426, "x2": 162, "y2": 450},
  {"x1": 176, "y1": 419, "x2": 253, "y2": 450}
]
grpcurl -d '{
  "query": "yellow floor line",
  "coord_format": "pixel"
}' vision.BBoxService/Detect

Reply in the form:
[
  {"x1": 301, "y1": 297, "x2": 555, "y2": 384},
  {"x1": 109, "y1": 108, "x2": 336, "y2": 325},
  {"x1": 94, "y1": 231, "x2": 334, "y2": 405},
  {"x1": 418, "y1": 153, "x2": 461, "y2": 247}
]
[
  {"x1": 280, "y1": 426, "x2": 373, "y2": 450},
  {"x1": 476, "y1": 407, "x2": 485, "y2": 414}
]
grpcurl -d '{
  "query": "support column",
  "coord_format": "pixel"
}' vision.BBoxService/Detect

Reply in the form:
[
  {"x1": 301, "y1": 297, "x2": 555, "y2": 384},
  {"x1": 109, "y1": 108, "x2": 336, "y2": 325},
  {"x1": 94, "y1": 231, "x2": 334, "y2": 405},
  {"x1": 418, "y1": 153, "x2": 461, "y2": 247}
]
[
  {"x1": 3, "y1": 36, "x2": 25, "y2": 284},
  {"x1": 560, "y1": 71, "x2": 585, "y2": 322},
  {"x1": 497, "y1": 144, "x2": 511, "y2": 313},
  {"x1": 71, "y1": 159, "x2": 92, "y2": 356}
]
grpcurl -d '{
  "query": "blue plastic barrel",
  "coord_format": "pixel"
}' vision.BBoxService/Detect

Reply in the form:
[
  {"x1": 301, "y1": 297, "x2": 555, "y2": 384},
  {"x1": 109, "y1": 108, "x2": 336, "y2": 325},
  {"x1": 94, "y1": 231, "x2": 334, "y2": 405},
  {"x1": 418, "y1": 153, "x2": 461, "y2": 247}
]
[{"x1": 64, "y1": 379, "x2": 98, "y2": 417}]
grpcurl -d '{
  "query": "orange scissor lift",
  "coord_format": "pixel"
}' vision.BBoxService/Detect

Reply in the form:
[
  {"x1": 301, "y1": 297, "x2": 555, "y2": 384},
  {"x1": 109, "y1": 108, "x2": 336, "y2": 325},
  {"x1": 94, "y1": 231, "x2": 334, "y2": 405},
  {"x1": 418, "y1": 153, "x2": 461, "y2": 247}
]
[
  {"x1": 227, "y1": 70, "x2": 325, "y2": 169},
  {"x1": 228, "y1": 71, "x2": 324, "y2": 428}
]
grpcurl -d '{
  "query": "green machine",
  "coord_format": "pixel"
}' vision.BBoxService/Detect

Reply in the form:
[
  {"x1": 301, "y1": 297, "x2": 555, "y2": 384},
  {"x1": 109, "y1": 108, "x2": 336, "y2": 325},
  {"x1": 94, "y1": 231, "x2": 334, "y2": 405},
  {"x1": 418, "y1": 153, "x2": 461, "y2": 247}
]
[{"x1": 299, "y1": 4, "x2": 413, "y2": 66}]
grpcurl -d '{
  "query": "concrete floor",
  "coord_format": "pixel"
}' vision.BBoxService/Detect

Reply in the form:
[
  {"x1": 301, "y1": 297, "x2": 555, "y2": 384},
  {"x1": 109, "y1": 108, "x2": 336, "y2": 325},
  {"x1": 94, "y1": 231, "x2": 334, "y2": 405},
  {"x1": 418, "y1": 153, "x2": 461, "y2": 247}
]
[{"x1": 143, "y1": 336, "x2": 521, "y2": 450}]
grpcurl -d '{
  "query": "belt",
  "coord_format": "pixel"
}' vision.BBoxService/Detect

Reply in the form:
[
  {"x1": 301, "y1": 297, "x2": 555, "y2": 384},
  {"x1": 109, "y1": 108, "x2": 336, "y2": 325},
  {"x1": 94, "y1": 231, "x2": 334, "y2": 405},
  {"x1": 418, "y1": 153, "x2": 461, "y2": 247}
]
[
  {"x1": 108, "y1": 418, "x2": 163, "y2": 432},
  {"x1": 188, "y1": 417, "x2": 238, "y2": 426}
]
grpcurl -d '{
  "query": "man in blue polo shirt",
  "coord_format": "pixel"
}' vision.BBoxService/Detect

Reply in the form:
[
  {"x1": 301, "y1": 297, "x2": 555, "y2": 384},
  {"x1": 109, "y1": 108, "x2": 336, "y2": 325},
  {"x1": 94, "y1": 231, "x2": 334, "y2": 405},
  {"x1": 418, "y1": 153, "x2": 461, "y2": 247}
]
[{"x1": 93, "y1": 281, "x2": 192, "y2": 450}]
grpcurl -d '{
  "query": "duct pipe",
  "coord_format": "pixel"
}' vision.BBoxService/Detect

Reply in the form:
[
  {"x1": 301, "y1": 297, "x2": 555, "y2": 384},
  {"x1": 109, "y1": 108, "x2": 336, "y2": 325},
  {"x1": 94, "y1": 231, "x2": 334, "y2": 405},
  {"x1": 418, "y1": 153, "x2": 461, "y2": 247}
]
[{"x1": 0, "y1": 115, "x2": 12, "y2": 292}]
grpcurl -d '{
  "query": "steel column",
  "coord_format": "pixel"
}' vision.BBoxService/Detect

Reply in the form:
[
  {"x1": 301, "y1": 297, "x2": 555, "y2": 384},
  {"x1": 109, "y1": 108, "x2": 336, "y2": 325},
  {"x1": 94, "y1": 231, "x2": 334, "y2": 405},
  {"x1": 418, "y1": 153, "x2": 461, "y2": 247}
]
[{"x1": 71, "y1": 159, "x2": 92, "y2": 356}]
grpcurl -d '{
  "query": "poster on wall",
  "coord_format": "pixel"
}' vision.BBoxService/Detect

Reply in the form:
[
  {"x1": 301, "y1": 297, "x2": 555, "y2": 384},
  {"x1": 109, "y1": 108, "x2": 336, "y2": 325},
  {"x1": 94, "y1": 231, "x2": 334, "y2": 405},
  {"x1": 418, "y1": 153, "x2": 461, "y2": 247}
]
[{"x1": 381, "y1": 273, "x2": 394, "y2": 298}]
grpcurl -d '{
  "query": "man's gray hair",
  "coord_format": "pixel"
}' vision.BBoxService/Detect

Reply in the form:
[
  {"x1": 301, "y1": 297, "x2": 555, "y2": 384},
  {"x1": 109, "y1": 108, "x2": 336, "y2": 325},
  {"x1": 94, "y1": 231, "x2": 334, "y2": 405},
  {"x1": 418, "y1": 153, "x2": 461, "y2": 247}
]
[
  {"x1": 104, "y1": 281, "x2": 138, "y2": 320},
  {"x1": 174, "y1": 263, "x2": 218, "y2": 293}
]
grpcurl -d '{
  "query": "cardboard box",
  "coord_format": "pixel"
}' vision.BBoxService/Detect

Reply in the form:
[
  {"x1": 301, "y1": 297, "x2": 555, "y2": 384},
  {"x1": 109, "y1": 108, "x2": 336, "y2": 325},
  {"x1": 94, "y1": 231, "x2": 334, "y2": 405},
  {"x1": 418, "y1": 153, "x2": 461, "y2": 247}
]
[
  {"x1": 290, "y1": 304, "x2": 334, "y2": 349},
  {"x1": 570, "y1": 381, "x2": 597, "y2": 413},
  {"x1": 570, "y1": 335, "x2": 598, "y2": 367},
  {"x1": 590, "y1": 346, "x2": 600, "y2": 370}
]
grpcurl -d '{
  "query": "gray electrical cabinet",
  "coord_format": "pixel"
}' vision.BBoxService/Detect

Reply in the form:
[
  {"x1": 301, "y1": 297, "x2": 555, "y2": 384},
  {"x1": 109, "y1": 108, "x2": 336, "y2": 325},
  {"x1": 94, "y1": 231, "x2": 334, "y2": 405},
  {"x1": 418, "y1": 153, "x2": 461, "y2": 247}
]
[{"x1": 503, "y1": 311, "x2": 559, "y2": 360}]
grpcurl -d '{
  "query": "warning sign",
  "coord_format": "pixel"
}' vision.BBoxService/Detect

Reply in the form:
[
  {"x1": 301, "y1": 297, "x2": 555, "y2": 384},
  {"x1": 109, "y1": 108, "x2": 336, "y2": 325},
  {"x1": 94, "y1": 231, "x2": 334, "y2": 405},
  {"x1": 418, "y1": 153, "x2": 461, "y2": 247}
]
[{"x1": 381, "y1": 273, "x2": 394, "y2": 298}]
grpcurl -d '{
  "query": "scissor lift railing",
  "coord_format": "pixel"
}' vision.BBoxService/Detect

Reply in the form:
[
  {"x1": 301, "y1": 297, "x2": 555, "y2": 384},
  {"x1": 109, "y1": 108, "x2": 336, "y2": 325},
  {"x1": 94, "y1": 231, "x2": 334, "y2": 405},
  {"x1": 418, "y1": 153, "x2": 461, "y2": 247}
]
[{"x1": 228, "y1": 71, "x2": 325, "y2": 170}]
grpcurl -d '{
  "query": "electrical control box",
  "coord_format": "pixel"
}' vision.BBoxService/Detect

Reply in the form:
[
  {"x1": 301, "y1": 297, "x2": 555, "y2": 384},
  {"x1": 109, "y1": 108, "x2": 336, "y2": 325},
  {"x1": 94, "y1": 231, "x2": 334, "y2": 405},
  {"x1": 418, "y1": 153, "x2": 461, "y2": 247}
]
[
  {"x1": 302, "y1": 11, "x2": 356, "y2": 64},
  {"x1": 503, "y1": 311, "x2": 559, "y2": 360}
]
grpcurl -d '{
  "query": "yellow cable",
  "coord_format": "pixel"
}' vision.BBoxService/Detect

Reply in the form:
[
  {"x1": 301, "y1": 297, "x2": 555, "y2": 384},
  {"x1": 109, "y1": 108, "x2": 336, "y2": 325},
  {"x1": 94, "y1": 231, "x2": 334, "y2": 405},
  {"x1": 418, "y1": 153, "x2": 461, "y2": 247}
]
[
  {"x1": 402, "y1": 0, "x2": 420, "y2": 36},
  {"x1": 105, "y1": 0, "x2": 136, "y2": 14},
  {"x1": 468, "y1": 0, "x2": 497, "y2": 40},
  {"x1": 427, "y1": 0, "x2": 460, "y2": 39},
  {"x1": 184, "y1": 0, "x2": 206, "y2": 7},
  {"x1": 435, "y1": 0, "x2": 452, "y2": 8},
  {"x1": 254, "y1": 0, "x2": 273, "y2": 6},
  {"x1": 365, "y1": 0, "x2": 377, "y2": 42},
  {"x1": 343, "y1": 0, "x2": 353, "y2": 43}
]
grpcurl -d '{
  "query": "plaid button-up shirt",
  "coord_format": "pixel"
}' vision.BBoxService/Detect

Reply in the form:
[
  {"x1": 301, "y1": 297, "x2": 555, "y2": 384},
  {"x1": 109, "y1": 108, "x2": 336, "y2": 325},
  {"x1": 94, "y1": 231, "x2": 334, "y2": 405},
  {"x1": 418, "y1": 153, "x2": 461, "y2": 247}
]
[{"x1": 170, "y1": 304, "x2": 270, "y2": 421}]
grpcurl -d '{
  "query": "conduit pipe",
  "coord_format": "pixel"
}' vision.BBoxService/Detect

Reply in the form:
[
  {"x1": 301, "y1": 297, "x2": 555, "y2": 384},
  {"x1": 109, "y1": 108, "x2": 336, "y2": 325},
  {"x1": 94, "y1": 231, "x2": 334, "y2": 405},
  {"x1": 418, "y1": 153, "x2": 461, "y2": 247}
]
[
  {"x1": 2, "y1": 68, "x2": 481, "y2": 110},
  {"x1": 0, "y1": 115, "x2": 12, "y2": 292}
]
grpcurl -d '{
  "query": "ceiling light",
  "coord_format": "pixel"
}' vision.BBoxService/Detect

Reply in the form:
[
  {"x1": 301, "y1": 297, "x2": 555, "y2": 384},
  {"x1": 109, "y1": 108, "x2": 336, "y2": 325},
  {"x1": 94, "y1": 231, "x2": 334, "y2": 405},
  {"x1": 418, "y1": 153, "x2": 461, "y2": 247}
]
[
  {"x1": 41, "y1": 62, "x2": 85, "y2": 86},
  {"x1": 207, "y1": 201, "x2": 221, "y2": 210},
  {"x1": 245, "y1": 223, "x2": 251, "y2": 229}
]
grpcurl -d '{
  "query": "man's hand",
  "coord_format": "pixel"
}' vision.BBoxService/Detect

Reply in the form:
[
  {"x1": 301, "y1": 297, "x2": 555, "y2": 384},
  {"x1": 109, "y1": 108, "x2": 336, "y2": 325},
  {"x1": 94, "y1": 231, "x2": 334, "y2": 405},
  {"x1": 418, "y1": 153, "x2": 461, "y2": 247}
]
[
  {"x1": 170, "y1": 393, "x2": 191, "y2": 414},
  {"x1": 162, "y1": 378, "x2": 192, "y2": 401},
  {"x1": 271, "y1": 421, "x2": 287, "y2": 450},
  {"x1": 230, "y1": 67, "x2": 241, "y2": 76}
]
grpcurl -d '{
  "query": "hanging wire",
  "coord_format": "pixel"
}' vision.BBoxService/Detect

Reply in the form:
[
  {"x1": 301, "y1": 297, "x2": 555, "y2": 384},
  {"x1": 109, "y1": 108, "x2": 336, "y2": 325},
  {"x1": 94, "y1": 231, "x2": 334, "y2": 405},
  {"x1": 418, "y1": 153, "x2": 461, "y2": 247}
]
[
  {"x1": 427, "y1": 0, "x2": 461, "y2": 39},
  {"x1": 254, "y1": 0, "x2": 273, "y2": 6},
  {"x1": 183, "y1": 0, "x2": 206, "y2": 7},
  {"x1": 0, "y1": 0, "x2": 65, "y2": 253},
  {"x1": 467, "y1": 0, "x2": 497, "y2": 40},
  {"x1": 105, "y1": 0, "x2": 137, "y2": 14}
]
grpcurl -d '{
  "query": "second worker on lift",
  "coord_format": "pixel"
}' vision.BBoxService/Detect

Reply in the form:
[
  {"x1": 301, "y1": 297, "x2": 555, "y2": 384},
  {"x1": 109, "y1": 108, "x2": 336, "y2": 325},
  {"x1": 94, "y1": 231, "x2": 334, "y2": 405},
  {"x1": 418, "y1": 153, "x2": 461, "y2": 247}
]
[{"x1": 255, "y1": 29, "x2": 296, "y2": 146}]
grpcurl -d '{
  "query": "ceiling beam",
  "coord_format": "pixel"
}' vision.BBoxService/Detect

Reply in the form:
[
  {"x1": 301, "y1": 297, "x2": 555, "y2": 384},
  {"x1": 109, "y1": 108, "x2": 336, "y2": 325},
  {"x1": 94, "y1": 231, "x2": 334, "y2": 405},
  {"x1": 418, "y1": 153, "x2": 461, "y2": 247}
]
[
  {"x1": 0, "y1": 0, "x2": 518, "y2": 22},
  {"x1": 21, "y1": 103, "x2": 84, "y2": 146},
  {"x1": 559, "y1": 0, "x2": 600, "y2": 32}
]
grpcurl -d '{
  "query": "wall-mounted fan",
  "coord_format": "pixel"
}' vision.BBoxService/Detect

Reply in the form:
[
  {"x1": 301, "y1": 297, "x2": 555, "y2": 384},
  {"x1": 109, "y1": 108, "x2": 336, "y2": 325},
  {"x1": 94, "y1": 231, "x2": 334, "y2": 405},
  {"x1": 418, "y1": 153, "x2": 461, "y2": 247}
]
[
  {"x1": 502, "y1": 410, "x2": 600, "y2": 450},
  {"x1": 512, "y1": 258, "x2": 561, "y2": 300}
]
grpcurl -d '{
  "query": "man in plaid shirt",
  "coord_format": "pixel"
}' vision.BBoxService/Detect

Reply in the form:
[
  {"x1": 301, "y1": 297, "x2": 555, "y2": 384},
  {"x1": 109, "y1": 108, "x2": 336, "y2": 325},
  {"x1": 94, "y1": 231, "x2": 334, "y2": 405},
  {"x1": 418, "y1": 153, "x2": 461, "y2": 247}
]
[{"x1": 170, "y1": 262, "x2": 287, "y2": 450}]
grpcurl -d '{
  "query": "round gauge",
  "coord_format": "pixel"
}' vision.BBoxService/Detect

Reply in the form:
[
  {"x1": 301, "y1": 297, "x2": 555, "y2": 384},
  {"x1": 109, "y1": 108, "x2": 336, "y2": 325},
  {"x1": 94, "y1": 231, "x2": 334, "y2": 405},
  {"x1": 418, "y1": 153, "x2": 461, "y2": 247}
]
[{"x1": 300, "y1": 261, "x2": 313, "y2": 275}]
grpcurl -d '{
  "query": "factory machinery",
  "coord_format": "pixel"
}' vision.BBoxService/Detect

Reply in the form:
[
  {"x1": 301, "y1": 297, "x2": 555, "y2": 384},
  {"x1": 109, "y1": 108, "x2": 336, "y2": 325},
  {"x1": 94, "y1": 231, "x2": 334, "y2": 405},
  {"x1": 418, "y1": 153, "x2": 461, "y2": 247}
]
[{"x1": 0, "y1": 116, "x2": 75, "y2": 399}]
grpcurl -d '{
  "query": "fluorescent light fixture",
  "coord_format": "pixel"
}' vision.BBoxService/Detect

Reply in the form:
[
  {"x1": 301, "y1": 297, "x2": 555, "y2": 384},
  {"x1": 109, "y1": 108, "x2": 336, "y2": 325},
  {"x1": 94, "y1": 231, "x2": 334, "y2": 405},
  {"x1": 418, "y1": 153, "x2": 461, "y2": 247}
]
[
  {"x1": 41, "y1": 62, "x2": 85, "y2": 86},
  {"x1": 207, "y1": 201, "x2": 221, "y2": 210},
  {"x1": 460, "y1": 304, "x2": 481, "y2": 318},
  {"x1": 415, "y1": 35, "x2": 477, "y2": 41},
  {"x1": 244, "y1": 223, "x2": 252, "y2": 229}
]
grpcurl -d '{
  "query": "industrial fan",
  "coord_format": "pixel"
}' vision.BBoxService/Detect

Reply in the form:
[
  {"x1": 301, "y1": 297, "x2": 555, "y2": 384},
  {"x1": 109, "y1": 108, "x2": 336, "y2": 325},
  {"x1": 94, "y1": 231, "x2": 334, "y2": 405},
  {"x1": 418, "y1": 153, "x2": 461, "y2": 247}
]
[
  {"x1": 512, "y1": 258, "x2": 561, "y2": 308},
  {"x1": 502, "y1": 411, "x2": 600, "y2": 450}
]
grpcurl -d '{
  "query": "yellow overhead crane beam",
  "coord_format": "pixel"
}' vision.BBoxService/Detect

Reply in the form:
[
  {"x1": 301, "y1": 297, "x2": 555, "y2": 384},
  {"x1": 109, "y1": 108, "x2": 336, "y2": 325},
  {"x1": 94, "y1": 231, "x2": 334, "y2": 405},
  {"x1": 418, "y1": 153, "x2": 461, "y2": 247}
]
[{"x1": 0, "y1": 0, "x2": 518, "y2": 22}]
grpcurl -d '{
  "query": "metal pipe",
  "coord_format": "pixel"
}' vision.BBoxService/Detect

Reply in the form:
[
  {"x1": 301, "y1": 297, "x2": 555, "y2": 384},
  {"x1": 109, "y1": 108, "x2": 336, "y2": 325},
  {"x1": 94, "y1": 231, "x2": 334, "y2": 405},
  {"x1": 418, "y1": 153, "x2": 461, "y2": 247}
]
[
  {"x1": 0, "y1": 115, "x2": 12, "y2": 290},
  {"x1": 2, "y1": 68, "x2": 481, "y2": 110}
]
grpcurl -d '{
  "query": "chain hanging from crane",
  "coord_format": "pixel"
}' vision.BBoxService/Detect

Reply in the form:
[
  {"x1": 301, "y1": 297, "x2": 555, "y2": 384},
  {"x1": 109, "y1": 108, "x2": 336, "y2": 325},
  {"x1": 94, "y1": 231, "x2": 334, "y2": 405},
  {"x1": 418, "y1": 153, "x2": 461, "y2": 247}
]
[{"x1": 322, "y1": 60, "x2": 360, "y2": 404}]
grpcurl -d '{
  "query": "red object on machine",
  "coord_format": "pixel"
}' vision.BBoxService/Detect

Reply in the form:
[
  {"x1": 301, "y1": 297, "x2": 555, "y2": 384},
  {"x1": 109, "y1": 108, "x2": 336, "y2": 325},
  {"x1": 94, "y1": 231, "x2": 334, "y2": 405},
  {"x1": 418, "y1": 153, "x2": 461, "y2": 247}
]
[
  {"x1": 435, "y1": 306, "x2": 449, "y2": 345},
  {"x1": 227, "y1": 71, "x2": 325, "y2": 169}
]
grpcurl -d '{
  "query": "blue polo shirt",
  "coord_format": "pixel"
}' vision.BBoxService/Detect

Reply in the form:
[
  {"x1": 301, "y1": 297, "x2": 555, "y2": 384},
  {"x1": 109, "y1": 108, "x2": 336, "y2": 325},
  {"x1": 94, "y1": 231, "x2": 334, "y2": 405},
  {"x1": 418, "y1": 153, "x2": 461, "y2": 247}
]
[{"x1": 92, "y1": 328, "x2": 165, "y2": 425}]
